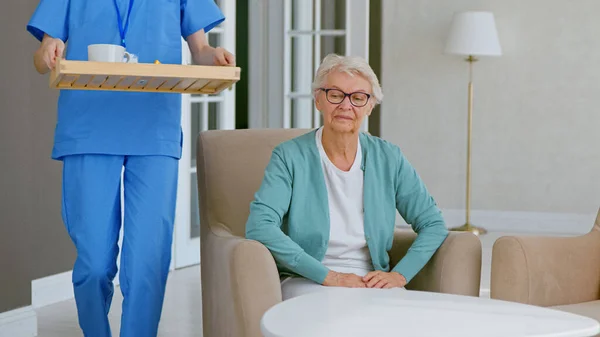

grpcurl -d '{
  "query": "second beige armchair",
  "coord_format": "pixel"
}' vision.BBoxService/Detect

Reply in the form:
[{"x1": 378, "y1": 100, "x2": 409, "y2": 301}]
[
  {"x1": 196, "y1": 128, "x2": 483, "y2": 337},
  {"x1": 491, "y1": 208, "x2": 600, "y2": 330}
]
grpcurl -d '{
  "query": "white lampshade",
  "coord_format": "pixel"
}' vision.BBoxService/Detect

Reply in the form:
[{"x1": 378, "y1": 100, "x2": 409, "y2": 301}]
[{"x1": 444, "y1": 11, "x2": 502, "y2": 56}]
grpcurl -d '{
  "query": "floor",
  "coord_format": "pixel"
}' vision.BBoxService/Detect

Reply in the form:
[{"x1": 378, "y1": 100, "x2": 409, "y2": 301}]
[
  {"x1": 36, "y1": 265, "x2": 203, "y2": 337},
  {"x1": 34, "y1": 231, "x2": 532, "y2": 336}
]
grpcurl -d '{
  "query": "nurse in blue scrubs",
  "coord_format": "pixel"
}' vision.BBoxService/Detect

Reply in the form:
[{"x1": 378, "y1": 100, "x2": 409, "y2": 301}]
[{"x1": 27, "y1": 1, "x2": 234, "y2": 336}]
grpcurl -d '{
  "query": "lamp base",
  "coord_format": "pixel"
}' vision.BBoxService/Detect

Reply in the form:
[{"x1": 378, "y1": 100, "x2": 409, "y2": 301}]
[{"x1": 450, "y1": 223, "x2": 487, "y2": 236}]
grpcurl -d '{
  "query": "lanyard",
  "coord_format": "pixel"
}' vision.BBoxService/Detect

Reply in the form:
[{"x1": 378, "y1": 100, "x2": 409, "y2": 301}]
[{"x1": 113, "y1": 0, "x2": 134, "y2": 48}]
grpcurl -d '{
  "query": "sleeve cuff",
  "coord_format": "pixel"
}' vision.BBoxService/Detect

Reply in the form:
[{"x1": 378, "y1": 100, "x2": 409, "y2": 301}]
[
  {"x1": 26, "y1": 23, "x2": 67, "y2": 42},
  {"x1": 26, "y1": 0, "x2": 70, "y2": 43},
  {"x1": 293, "y1": 252, "x2": 330, "y2": 285},
  {"x1": 182, "y1": 14, "x2": 225, "y2": 39},
  {"x1": 391, "y1": 252, "x2": 428, "y2": 283}
]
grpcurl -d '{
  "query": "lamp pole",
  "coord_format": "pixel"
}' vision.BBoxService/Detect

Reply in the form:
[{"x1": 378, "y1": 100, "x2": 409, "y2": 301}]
[
  {"x1": 444, "y1": 11, "x2": 502, "y2": 236},
  {"x1": 451, "y1": 55, "x2": 487, "y2": 236}
]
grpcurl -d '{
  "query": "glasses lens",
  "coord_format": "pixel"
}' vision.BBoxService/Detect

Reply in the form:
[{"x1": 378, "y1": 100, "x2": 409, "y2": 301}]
[
  {"x1": 350, "y1": 93, "x2": 369, "y2": 107},
  {"x1": 326, "y1": 89, "x2": 345, "y2": 104}
]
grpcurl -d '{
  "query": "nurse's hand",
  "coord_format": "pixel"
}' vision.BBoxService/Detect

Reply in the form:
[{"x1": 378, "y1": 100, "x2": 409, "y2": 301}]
[
  {"x1": 187, "y1": 29, "x2": 235, "y2": 66},
  {"x1": 34, "y1": 34, "x2": 65, "y2": 74},
  {"x1": 211, "y1": 46, "x2": 235, "y2": 66}
]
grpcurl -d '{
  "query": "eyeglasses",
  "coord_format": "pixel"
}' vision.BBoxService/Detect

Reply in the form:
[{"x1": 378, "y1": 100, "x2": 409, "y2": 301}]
[{"x1": 319, "y1": 88, "x2": 371, "y2": 107}]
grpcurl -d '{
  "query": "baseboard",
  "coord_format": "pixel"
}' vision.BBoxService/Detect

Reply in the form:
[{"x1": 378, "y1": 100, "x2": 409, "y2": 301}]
[
  {"x1": 31, "y1": 271, "x2": 74, "y2": 309},
  {"x1": 30, "y1": 261, "x2": 175, "y2": 309},
  {"x1": 397, "y1": 208, "x2": 596, "y2": 235},
  {"x1": 31, "y1": 270, "x2": 124, "y2": 309},
  {"x1": 0, "y1": 306, "x2": 37, "y2": 337}
]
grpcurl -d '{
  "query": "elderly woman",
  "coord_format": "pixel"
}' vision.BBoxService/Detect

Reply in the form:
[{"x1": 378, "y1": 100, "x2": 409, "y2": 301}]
[{"x1": 245, "y1": 53, "x2": 448, "y2": 300}]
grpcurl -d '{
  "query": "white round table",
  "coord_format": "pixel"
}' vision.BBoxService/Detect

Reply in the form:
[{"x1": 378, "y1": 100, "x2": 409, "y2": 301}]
[{"x1": 261, "y1": 288, "x2": 600, "y2": 337}]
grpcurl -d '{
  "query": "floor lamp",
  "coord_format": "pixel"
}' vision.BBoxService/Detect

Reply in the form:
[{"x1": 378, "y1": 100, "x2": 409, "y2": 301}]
[{"x1": 444, "y1": 11, "x2": 502, "y2": 236}]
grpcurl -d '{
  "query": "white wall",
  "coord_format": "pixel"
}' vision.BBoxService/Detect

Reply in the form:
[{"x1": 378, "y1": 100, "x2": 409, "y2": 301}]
[{"x1": 381, "y1": 0, "x2": 600, "y2": 231}]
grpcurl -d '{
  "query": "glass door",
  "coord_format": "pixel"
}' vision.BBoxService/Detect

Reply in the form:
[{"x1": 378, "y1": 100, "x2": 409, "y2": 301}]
[
  {"x1": 174, "y1": 0, "x2": 236, "y2": 269},
  {"x1": 249, "y1": 0, "x2": 370, "y2": 131}
]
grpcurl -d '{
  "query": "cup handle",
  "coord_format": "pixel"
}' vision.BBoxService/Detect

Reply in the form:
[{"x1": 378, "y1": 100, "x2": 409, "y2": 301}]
[{"x1": 123, "y1": 52, "x2": 132, "y2": 63}]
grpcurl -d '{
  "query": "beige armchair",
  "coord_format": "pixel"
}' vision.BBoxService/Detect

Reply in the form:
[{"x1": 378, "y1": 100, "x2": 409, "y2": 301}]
[
  {"x1": 196, "y1": 128, "x2": 483, "y2": 337},
  {"x1": 491, "y1": 209, "x2": 600, "y2": 327}
]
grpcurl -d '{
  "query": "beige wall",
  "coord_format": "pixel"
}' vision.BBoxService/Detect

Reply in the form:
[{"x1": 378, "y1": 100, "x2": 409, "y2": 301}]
[
  {"x1": 380, "y1": 0, "x2": 600, "y2": 217},
  {"x1": 0, "y1": 0, "x2": 76, "y2": 313}
]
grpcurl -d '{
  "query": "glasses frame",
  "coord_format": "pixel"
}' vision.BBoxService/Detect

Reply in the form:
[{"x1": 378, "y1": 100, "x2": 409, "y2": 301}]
[{"x1": 319, "y1": 88, "x2": 371, "y2": 108}]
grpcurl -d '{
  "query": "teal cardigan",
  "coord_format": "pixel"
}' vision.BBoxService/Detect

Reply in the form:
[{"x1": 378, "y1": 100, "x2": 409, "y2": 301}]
[{"x1": 245, "y1": 130, "x2": 448, "y2": 285}]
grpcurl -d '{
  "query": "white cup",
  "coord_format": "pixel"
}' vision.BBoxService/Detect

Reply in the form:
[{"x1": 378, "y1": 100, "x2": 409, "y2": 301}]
[{"x1": 88, "y1": 44, "x2": 137, "y2": 63}]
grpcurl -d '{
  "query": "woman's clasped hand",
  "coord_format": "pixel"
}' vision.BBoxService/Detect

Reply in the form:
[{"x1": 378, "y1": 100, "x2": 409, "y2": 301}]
[{"x1": 322, "y1": 270, "x2": 407, "y2": 289}]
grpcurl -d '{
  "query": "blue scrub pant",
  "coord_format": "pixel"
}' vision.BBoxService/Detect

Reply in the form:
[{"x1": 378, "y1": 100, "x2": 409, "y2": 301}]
[{"x1": 61, "y1": 154, "x2": 178, "y2": 337}]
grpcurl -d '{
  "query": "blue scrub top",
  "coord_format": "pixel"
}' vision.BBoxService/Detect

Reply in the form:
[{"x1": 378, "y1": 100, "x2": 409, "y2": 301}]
[{"x1": 27, "y1": 0, "x2": 225, "y2": 160}]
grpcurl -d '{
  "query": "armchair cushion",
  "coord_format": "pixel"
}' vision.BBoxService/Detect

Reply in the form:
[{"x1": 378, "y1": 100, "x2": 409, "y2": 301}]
[{"x1": 390, "y1": 229, "x2": 482, "y2": 296}]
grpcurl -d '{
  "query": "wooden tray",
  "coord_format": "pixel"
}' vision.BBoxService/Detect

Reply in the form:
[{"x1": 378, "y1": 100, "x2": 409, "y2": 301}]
[{"x1": 49, "y1": 59, "x2": 241, "y2": 94}]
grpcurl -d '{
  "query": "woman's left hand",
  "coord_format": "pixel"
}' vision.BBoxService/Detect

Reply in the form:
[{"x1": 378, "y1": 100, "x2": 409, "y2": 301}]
[{"x1": 363, "y1": 271, "x2": 407, "y2": 289}]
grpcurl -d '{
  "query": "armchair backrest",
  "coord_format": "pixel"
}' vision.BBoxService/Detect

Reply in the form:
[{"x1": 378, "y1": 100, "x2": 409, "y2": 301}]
[{"x1": 196, "y1": 128, "x2": 311, "y2": 238}]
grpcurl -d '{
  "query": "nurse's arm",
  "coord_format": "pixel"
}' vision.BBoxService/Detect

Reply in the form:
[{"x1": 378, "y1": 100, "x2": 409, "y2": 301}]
[
  {"x1": 33, "y1": 33, "x2": 65, "y2": 74},
  {"x1": 186, "y1": 29, "x2": 235, "y2": 66}
]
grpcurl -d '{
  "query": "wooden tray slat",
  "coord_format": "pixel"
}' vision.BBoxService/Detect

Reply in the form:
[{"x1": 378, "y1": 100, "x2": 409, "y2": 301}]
[
  {"x1": 100, "y1": 75, "x2": 123, "y2": 89},
  {"x1": 145, "y1": 78, "x2": 168, "y2": 90},
  {"x1": 215, "y1": 81, "x2": 235, "y2": 93},
  {"x1": 73, "y1": 75, "x2": 93, "y2": 88},
  {"x1": 115, "y1": 76, "x2": 139, "y2": 89},
  {"x1": 50, "y1": 59, "x2": 240, "y2": 95},
  {"x1": 196, "y1": 80, "x2": 224, "y2": 94},
  {"x1": 87, "y1": 75, "x2": 108, "y2": 88},
  {"x1": 174, "y1": 79, "x2": 197, "y2": 91},
  {"x1": 130, "y1": 77, "x2": 154, "y2": 90},
  {"x1": 184, "y1": 79, "x2": 211, "y2": 92},
  {"x1": 58, "y1": 75, "x2": 78, "y2": 88},
  {"x1": 158, "y1": 78, "x2": 181, "y2": 90}
]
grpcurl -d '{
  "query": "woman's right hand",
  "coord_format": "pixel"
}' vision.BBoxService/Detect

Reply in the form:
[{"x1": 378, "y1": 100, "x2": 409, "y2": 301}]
[
  {"x1": 322, "y1": 271, "x2": 366, "y2": 288},
  {"x1": 34, "y1": 34, "x2": 65, "y2": 74}
]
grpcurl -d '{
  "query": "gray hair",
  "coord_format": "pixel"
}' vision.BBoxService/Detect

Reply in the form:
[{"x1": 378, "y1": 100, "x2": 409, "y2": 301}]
[{"x1": 311, "y1": 53, "x2": 383, "y2": 105}]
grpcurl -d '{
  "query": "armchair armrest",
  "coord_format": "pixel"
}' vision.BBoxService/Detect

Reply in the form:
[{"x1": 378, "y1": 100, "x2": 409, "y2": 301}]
[
  {"x1": 491, "y1": 231, "x2": 600, "y2": 307},
  {"x1": 231, "y1": 238, "x2": 282, "y2": 337},
  {"x1": 201, "y1": 227, "x2": 281, "y2": 337},
  {"x1": 389, "y1": 229, "x2": 482, "y2": 296}
]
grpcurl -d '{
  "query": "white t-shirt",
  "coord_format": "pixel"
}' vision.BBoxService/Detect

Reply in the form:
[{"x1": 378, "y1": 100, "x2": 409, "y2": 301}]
[{"x1": 316, "y1": 127, "x2": 374, "y2": 277}]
